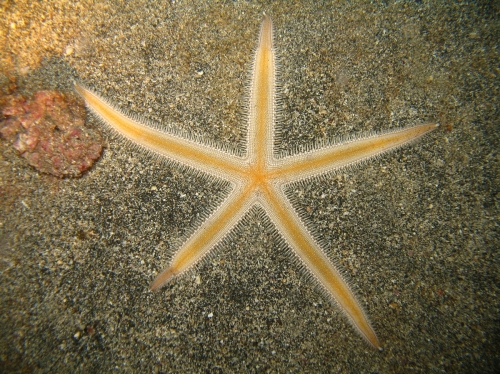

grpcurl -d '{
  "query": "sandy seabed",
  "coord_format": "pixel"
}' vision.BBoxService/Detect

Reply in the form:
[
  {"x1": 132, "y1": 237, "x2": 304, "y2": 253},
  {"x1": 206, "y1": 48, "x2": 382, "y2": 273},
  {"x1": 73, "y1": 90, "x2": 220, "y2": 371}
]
[{"x1": 1, "y1": 1, "x2": 498, "y2": 372}]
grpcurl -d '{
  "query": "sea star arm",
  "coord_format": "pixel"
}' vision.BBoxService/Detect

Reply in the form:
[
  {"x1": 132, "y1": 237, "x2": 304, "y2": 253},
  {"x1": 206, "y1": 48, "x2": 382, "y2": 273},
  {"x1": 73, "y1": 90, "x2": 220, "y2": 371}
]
[
  {"x1": 271, "y1": 123, "x2": 438, "y2": 183},
  {"x1": 263, "y1": 184, "x2": 381, "y2": 349},
  {"x1": 150, "y1": 183, "x2": 255, "y2": 290},
  {"x1": 74, "y1": 83, "x2": 246, "y2": 181},
  {"x1": 246, "y1": 14, "x2": 276, "y2": 167}
]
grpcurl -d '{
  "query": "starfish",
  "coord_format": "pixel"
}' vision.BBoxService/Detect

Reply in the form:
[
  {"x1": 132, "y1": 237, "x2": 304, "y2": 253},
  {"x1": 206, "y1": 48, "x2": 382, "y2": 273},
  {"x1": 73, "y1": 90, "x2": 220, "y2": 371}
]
[{"x1": 75, "y1": 15, "x2": 438, "y2": 349}]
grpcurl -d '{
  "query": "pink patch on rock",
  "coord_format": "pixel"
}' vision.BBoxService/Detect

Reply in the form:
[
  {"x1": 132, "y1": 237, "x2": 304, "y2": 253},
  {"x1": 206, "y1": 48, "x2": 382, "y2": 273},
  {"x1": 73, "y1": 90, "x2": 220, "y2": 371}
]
[{"x1": 0, "y1": 90, "x2": 103, "y2": 178}]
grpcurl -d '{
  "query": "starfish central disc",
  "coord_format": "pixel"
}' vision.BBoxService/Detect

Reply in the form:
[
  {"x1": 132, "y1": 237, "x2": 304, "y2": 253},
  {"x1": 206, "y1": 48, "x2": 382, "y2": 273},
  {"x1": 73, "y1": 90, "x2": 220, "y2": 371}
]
[{"x1": 247, "y1": 164, "x2": 269, "y2": 188}]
